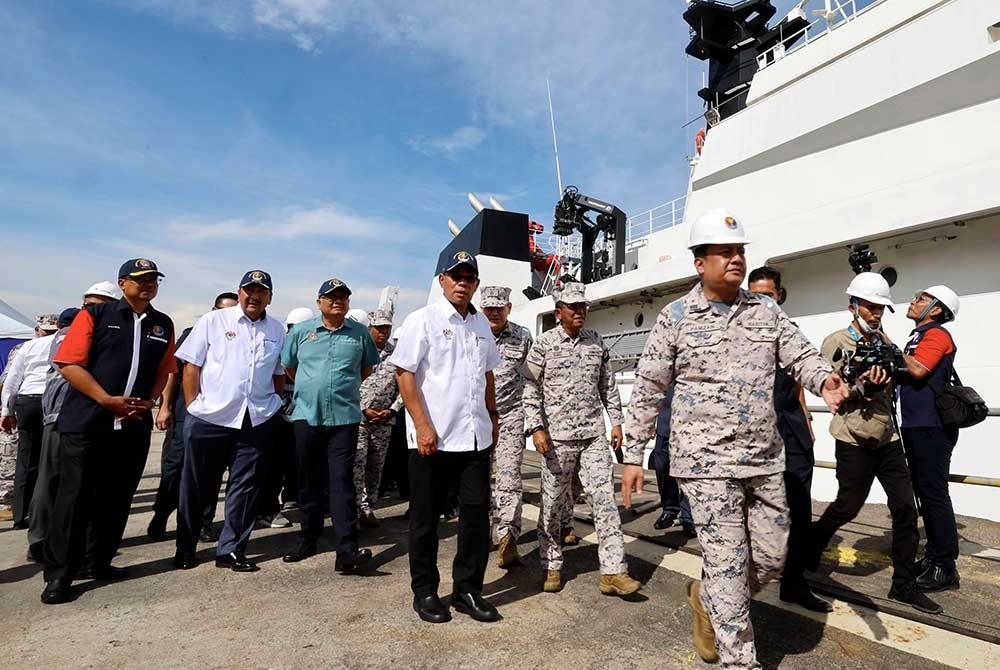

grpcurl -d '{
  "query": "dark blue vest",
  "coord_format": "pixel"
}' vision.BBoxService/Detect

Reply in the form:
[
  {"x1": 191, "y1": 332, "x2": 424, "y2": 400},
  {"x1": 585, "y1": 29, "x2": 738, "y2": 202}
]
[{"x1": 899, "y1": 323, "x2": 955, "y2": 429}]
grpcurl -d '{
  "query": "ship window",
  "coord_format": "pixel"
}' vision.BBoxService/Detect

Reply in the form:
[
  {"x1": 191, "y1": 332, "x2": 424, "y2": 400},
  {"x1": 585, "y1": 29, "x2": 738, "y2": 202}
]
[
  {"x1": 880, "y1": 266, "x2": 898, "y2": 287},
  {"x1": 634, "y1": 312, "x2": 644, "y2": 328}
]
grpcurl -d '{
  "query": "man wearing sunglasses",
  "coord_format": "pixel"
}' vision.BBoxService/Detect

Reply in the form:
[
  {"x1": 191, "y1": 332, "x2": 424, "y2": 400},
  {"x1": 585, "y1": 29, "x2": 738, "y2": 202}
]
[
  {"x1": 392, "y1": 251, "x2": 502, "y2": 624},
  {"x1": 42, "y1": 258, "x2": 176, "y2": 604},
  {"x1": 895, "y1": 286, "x2": 962, "y2": 593}
]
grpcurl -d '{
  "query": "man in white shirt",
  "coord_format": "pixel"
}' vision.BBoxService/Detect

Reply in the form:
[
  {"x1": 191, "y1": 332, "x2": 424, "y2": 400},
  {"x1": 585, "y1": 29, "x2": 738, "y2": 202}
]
[
  {"x1": 392, "y1": 251, "x2": 502, "y2": 624},
  {"x1": 1, "y1": 314, "x2": 60, "y2": 529},
  {"x1": 173, "y1": 270, "x2": 286, "y2": 573}
]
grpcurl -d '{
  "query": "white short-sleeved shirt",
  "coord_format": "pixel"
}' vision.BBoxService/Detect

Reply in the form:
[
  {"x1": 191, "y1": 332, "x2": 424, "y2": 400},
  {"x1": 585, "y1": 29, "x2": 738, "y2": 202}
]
[
  {"x1": 176, "y1": 305, "x2": 285, "y2": 428},
  {"x1": 0, "y1": 335, "x2": 55, "y2": 416},
  {"x1": 390, "y1": 298, "x2": 501, "y2": 452}
]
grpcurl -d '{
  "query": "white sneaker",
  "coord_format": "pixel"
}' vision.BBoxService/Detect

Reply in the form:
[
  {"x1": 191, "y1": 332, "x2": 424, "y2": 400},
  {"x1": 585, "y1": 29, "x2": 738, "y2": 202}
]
[{"x1": 269, "y1": 511, "x2": 292, "y2": 528}]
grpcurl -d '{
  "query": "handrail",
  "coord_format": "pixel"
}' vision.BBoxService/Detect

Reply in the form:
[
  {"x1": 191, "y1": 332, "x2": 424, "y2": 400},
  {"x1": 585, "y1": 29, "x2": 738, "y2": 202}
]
[{"x1": 625, "y1": 194, "x2": 687, "y2": 243}]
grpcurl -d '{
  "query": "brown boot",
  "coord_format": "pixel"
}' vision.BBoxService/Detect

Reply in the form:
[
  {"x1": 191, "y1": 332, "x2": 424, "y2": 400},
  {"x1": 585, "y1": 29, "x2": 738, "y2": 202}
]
[
  {"x1": 561, "y1": 527, "x2": 580, "y2": 546},
  {"x1": 496, "y1": 531, "x2": 521, "y2": 569},
  {"x1": 687, "y1": 581, "x2": 719, "y2": 663},
  {"x1": 599, "y1": 573, "x2": 641, "y2": 596},
  {"x1": 543, "y1": 570, "x2": 563, "y2": 593}
]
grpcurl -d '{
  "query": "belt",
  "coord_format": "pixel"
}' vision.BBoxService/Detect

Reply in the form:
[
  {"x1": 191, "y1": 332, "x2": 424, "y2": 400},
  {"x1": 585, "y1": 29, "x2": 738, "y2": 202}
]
[{"x1": 18, "y1": 393, "x2": 43, "y2": 398}]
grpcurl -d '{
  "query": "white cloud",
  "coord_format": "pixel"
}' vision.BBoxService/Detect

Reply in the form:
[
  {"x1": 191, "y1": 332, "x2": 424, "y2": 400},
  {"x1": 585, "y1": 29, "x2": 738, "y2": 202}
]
[{"x1": 408, "y1": 126, "x2": 486, "y2": 158}]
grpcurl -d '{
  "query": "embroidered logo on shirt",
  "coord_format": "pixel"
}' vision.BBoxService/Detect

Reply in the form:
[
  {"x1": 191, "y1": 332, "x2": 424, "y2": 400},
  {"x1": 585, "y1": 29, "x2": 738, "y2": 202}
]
[
  {"x1": 225, "y1": 330, "x2": 237, "y2": 340},
  {"x1": 307, "y1": 331, "x2": 318, "y2": 341},
  {"x1": 443, "y1": 328, "x2": 453, "y2": 339},
  {"x1": 152, "y1": 325, "x2": 164, "y2": 337}
]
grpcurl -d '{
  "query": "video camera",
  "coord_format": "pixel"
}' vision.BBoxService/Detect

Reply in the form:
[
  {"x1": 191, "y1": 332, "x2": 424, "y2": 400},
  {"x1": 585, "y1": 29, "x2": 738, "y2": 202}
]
[{"x1": 833, "y1": 340, "x2": 905, "y2": 384}]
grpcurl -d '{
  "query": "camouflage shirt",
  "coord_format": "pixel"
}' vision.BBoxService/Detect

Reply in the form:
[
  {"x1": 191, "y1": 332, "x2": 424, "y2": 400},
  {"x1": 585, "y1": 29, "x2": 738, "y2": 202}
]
[
  {"x1": 623, "y1": 283, "x2": 832, "y2": 478},
  {"x1": 524, "y1": 325, "x2": 624, "y2": 440},
  {"x1": 359, "y1": 341, "x2": 402, "y2": 424},
  {"x1": 492, "y1": 321, "x2": 532, "y2": 418}
]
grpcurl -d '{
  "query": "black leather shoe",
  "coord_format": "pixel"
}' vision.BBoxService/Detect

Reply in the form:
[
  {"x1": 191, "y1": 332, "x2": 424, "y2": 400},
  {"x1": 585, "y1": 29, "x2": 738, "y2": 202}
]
[
  {"x1": 681, "y1": 522, "x2": 697, "y2": 539},
  {"x1": 335, "y1": 548, "x2": 372, "y2": 573},
  {"x1": 199, "y1": 526, "x2": 219, "y2": 543},
  {"x1": 147, "y1": 516, "x2": 167, "y2": 541},
  {"x1": 888, "y1": 585, "x2": 942, "y2": 614},
  {"x1": 283, "y1": 542, "x2": 317, "y2": 563},
  {"x1": 215, "y1": 552, "x2": 258, "y2": 572},
  {"x1": 780, "y1": 587, "x2": 833, "y2": 613},
  {"x1": 915, "y1": 555, "x2": 932, "y2": 574},
  {"x1": 450, "y1": 591, "x2": 500, "y2": 622},
  {"x1": 916, "y1": 564, "x2": 960, "y2": 593},
  {"x1": 173, "y1": 550, "x2": 198, "y2": 570},
  {"x1": 40, "y1": 580, "x2": 72, "y2": 605},
  {"x1": 413, "y1": 595, "x2": 451, "y2": 623},
  {"x1": 653, "y1": 510, "x2": 677, "y2": 530},
  {"x1": 12, "y1": 520, "x2": 28, "y2": 530},
  {"x1": 77, "y1": 565, "x2": 130, "y2": 581}
]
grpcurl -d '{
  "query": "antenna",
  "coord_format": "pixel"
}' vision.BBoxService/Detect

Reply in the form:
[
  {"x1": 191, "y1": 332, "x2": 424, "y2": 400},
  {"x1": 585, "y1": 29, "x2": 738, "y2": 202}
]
[{"x1": 546, "y1": 78, "x2": 563, "y2": 197}]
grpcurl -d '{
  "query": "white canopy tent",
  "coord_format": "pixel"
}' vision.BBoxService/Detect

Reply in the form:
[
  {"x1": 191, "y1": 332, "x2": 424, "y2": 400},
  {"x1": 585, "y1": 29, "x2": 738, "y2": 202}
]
[{"x1": 0, "y1": 298, "x2": 34, "y2": 339}]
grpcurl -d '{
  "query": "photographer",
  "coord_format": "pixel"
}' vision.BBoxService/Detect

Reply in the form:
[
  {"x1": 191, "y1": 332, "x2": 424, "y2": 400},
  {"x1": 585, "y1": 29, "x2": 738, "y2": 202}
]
[
  {"x1": 807, "y1": 273, "x2": 941, "y2": 614},
  {"x1": 894, "y1": 286, "x2": 962, "y2": 592}
]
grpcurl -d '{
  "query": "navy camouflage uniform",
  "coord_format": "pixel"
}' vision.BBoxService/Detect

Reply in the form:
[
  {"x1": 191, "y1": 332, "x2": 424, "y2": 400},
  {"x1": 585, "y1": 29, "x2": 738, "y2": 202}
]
[
  {"x1": 524, "y1": 283, "x2": 626, "y2": 575},
  {"x1": 623, "y1": 283, "x2": 831, "y2": 670}
]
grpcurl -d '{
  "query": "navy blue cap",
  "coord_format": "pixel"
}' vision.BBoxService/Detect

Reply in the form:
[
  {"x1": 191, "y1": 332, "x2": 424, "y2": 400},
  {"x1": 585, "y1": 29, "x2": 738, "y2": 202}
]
[
  {"x1": 318, "y1": 278, "x2": 352, "y2": 297},
  {"x1": 240, "y1": 270, "x2": 273, "y2": 291},
  {"x1": 437, "y1": 250, "x2": 479, "y2": 276},
  {"x1": 119, "y1": 258, "x2": 164, "y2": 279},
  {"x1": 58, "y1": 308, "x2": 81, "y2": 328}
]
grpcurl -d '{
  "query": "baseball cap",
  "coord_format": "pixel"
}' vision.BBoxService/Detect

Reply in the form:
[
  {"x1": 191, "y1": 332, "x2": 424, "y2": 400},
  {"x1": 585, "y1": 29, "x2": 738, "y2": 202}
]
[
  {"x1": 318, "y1": 278, "x2": 352, "y2": 297},
  {"x1": 58, "y1": 308, "x2": 81, "y2": 328},
  {"x1": 437, "y1": 250, "x2": 478, "y2": 276},
  {"x1": 240, "y1": 270, "x2": 273, "y2": 291},
  {"x1": 118, "y1": 258, "x2": 164, "y2": 279}
]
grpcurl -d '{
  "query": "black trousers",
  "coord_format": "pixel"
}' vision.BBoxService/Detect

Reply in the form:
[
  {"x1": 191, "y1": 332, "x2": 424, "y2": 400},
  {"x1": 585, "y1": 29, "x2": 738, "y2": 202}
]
[
  {"x1": 649, "y1": 432, "x2": 692, "y2": 523},
  {"x1": 177, "y1": 413, "x2": 269, "y2": 556},
  {"x1": 408, "y1": 447, "x2": 492, "y2": 598},
  {"x1": 27, "y1": 422, "x2": 61, "y2": 551},
  {"x1": 151, "y1": 414, "x2": 218, "y2": 528},
  {"x1": 902, "y1": 426, "x2": 960, "y2": 569},
  {"x1": 12, "y1": 394, "x2": 44, "y2": 525},
  {"x1": 259, "y1": 417, "x2": 297, "y2": 517},
  {"x1": 44, "y1": 422, "x2": 152, "y2": 583},
  {"x1": 294, "y1": 421, "x2": 359, "y2": 553},
  {"x1": 782, "y1": 441, "x2": 815, "y2": 594},
  {"x1": 380, "y1": 414, "x2": 410, "y2": 499},
  {"x1": 810, "y1": 440, "x2": 919, "y2": 589}
]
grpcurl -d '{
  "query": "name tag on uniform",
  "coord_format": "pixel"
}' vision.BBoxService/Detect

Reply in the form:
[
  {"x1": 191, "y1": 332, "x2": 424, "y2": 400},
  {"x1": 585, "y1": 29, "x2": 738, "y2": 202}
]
[
  {"x1": 107, "y1": 324, "x2": 121, "y2": 330},
  {"x1": 743, "y1": 319, "x2": 774, "y2": 328},
  {"x1": 147, "y1": 335, "x2": 169, "y2": 343}
]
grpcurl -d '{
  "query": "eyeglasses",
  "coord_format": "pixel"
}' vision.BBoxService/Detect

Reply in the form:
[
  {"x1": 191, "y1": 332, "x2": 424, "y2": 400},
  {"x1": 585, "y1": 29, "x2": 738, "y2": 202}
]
[
  {"x1": 446, "y1": 272, "x2": 478, "y2": 284},
  {"x1": 319, "y1": 293, "x2": 349, "y2": 302},
  {"x1": 126, "y1": 276, "x2": 161, "y2": 285},
  {"x1": 912, "y1": 292, "x2": 932, "y2": 303}
]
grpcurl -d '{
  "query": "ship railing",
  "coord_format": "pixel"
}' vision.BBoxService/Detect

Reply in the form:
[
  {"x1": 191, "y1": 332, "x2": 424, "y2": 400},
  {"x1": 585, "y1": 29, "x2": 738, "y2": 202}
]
[
  {"x1": 756, "y1": 0, "x2": 887, "y2": 72},
  {"x1": 626, "y1": 195, "x2": 687, "y2": 244}
]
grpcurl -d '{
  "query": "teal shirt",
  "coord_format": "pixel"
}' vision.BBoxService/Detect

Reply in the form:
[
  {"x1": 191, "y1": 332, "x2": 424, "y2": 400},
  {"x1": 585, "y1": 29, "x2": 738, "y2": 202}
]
[{"x1": 281, "y1": 317, "x2": 380, "y2": 426}]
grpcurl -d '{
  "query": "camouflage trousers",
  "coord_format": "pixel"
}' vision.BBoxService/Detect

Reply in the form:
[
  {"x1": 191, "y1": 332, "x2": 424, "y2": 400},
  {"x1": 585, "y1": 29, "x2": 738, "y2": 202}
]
[
  {"x1": 491, "y1": 413, "x2": 525, "y2": 542},
  {"x1": 538, "y1": 435, "x2": 626, "y2": 574},
  {"x1": 679, "y1": 473, "x2": 789, "y2": 670},
  {"x1": 354, "y1": 422, "x2": 393, "y2": 515},
  {"x1": 0, "y1": 429, "x2": 16, "y2": 506}
]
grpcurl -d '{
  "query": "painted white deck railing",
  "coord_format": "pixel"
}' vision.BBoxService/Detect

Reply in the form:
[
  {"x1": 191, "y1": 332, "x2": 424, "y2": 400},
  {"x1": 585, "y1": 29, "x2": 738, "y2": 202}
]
[{"x1": 626, "y1": 194, "x2": 687, "y2": 243}]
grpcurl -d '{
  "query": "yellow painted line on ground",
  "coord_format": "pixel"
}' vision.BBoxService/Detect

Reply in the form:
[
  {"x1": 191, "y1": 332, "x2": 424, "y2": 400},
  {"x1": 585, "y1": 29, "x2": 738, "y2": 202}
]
[{"x1": 519, "y1": 504, "x2": 997, "y2": 670}]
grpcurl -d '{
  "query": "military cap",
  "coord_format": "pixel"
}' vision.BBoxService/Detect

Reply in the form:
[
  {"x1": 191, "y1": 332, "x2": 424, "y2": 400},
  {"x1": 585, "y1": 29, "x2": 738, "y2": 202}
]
[
  {"x1": 368, "y1": 309, "x2": 393, "y2": 327},
  {"x1": 554, "y1": 281, "x2": 588, "y2": 306},
  {"x1": 480, "y1": 286, "x2": 512, "y2": 308},
  {"x1": 36, "y1": 314, "x2": 60, "y2": 330}
]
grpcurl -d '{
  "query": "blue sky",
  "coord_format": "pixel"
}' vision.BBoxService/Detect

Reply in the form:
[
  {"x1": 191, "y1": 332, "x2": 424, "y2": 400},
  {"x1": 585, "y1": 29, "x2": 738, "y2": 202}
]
[{"x1": 2, "y1": 0, "x2": 808, "y2": 326}]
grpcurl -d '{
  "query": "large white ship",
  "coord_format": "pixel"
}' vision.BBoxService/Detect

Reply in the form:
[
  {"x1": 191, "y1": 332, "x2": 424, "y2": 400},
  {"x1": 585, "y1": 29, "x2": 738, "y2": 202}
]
[{"x1": 435, "y1": 0, "x2": 1000, "y2": 521}]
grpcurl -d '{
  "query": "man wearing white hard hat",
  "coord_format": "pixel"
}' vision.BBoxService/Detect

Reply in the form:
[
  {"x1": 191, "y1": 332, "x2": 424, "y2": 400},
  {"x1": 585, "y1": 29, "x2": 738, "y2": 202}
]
[
  {"x1": 622, "y1": 208, "x2": 848, "y2": 667},
  {"x1": 808, "y1": 273, "x2": 942, "y2": 615},
  {"x1": 83, "y1": 281, "x2": 120, "y2": 306},
  {"x1": 896, "y1": 285, "x2": 962, "y2": 592}
]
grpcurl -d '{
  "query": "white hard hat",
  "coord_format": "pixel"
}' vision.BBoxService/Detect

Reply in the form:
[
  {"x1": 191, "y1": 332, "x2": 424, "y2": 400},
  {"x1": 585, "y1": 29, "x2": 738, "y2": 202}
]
[
  {"x1": 921, "y1": 285, "x2": 960, "y2": 321},
  {"x1": 346, "y1": 308, "x2": 369, "y2": 326},
  {"x1": 846, "y1": 272, "x2": 894, "y2": 311},
  {"x1": 688, "y1": 208, "x2": 750, "y2": 249},
  {"x1": 84, "y1": 281, "x2": 120, "y2": 300},
  {"x1": 285, "y1": 307, "x2": 315, "y2": 326}
]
